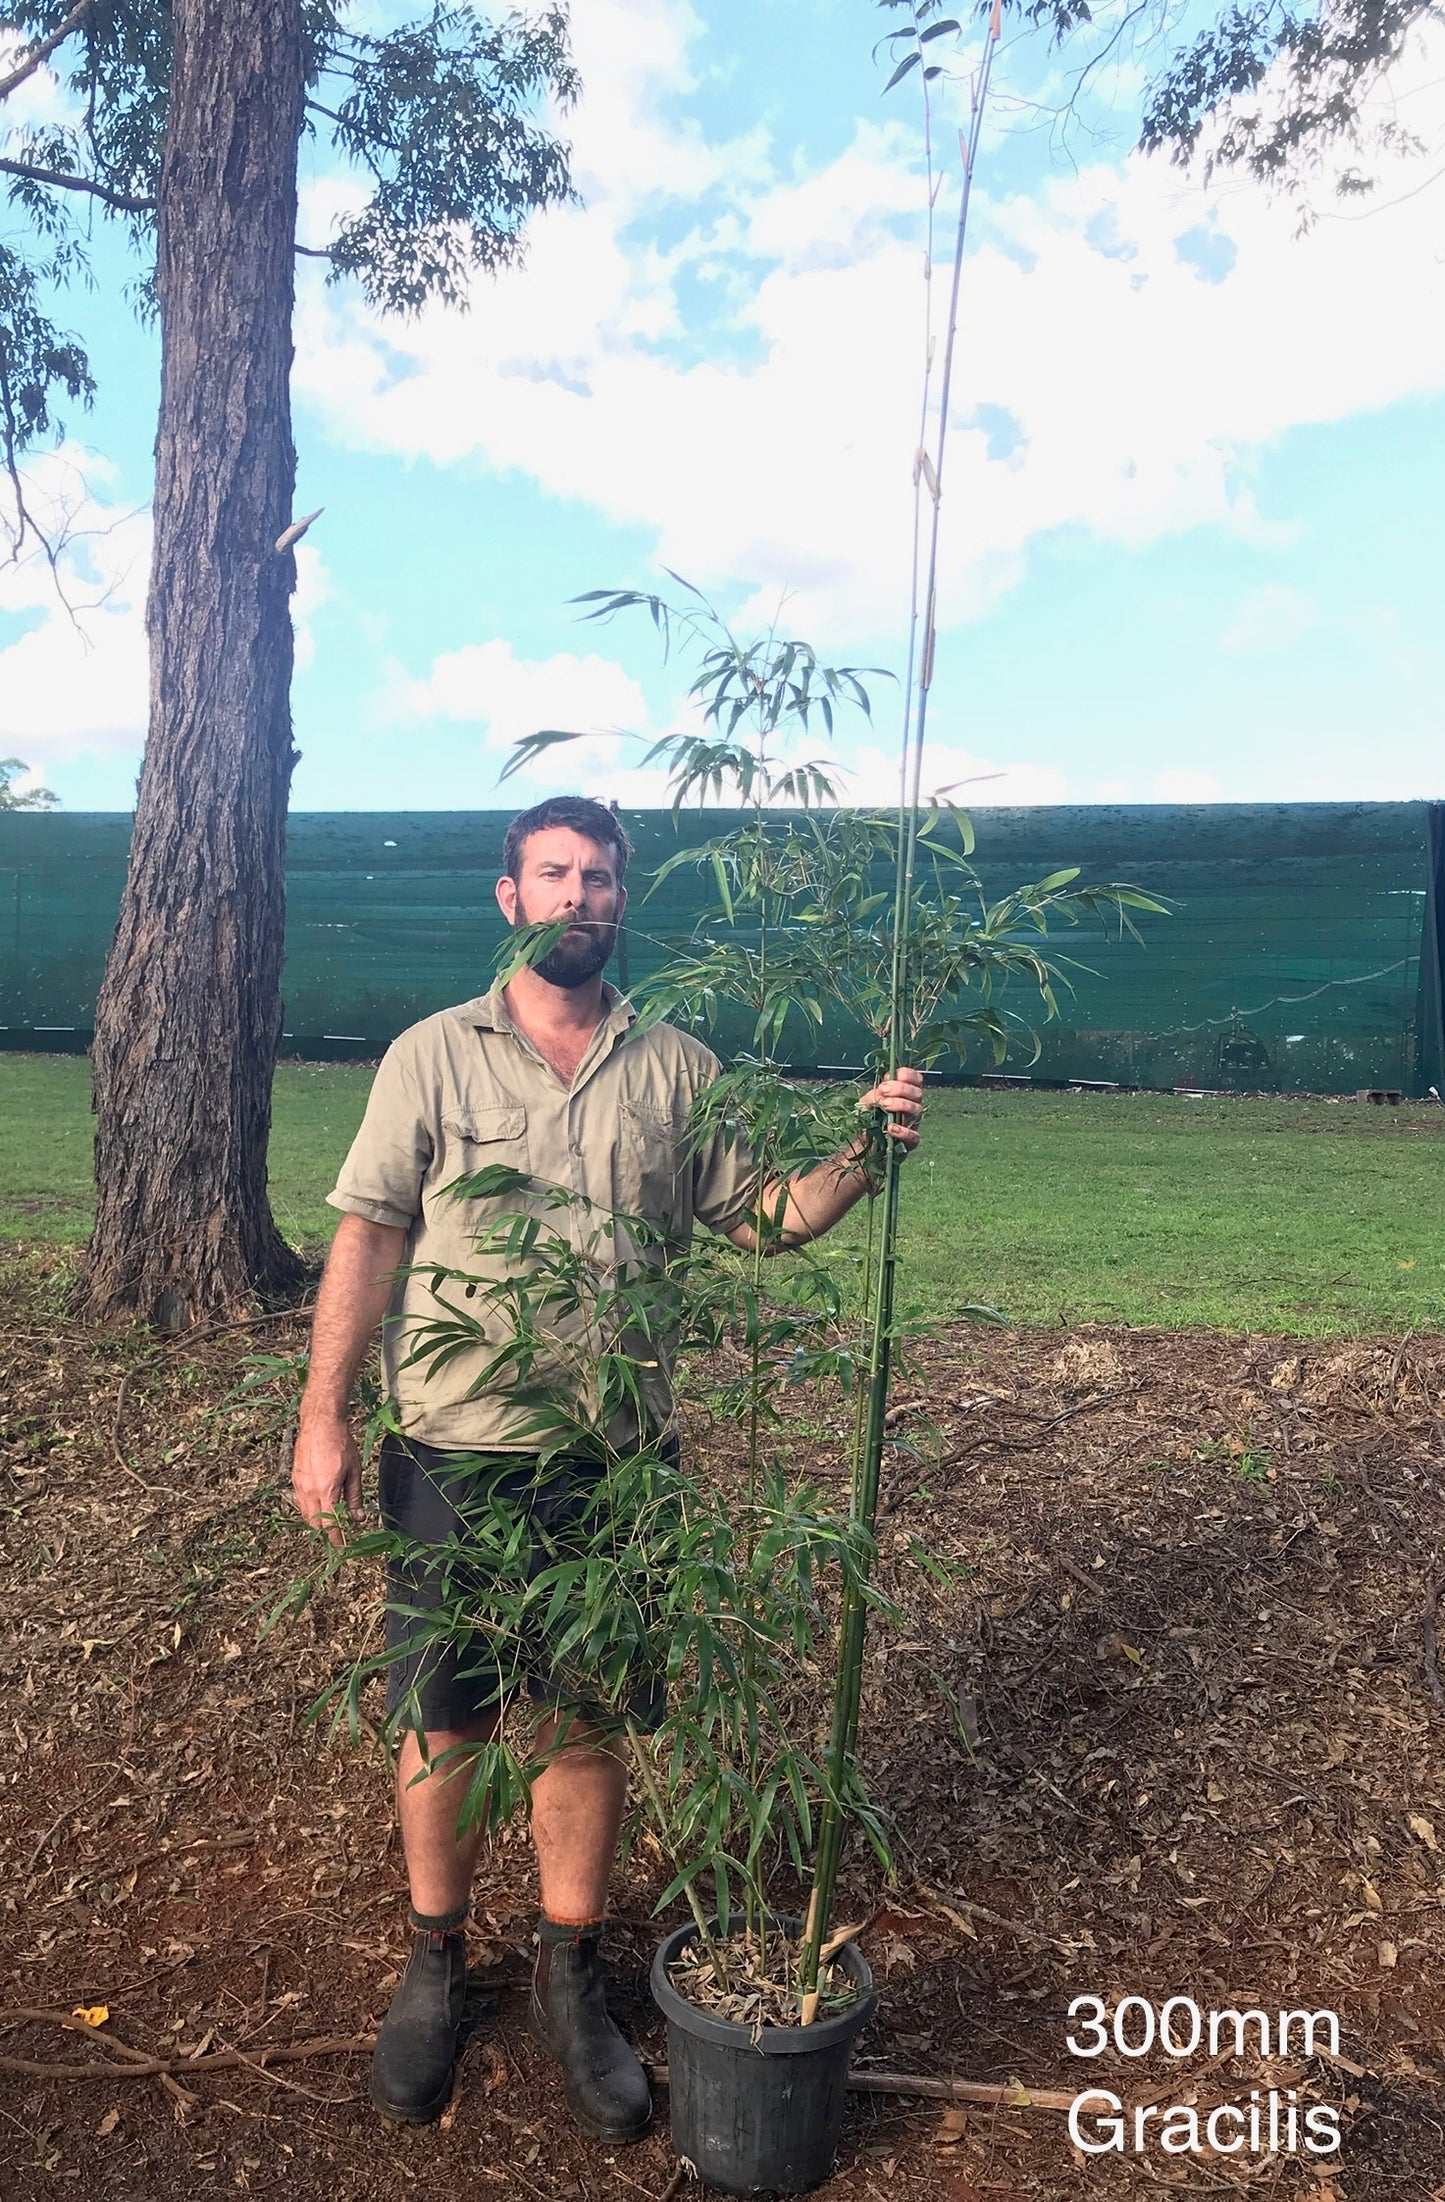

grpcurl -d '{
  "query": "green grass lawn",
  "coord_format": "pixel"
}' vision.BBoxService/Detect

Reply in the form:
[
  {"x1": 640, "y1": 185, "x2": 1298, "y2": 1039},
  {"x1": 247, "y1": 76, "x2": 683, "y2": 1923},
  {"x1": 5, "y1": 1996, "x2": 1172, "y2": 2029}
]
[{"x1": 3, "y1": 1055, "x2": 1441, "y2": 1335}]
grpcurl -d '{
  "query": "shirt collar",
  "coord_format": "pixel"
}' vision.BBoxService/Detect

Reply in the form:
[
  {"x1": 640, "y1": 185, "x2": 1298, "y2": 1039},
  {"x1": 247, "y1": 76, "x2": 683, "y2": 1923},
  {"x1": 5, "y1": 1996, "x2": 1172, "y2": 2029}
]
[{"x1": 463, "y1": 978, "x2": 636, "y2": 1036}]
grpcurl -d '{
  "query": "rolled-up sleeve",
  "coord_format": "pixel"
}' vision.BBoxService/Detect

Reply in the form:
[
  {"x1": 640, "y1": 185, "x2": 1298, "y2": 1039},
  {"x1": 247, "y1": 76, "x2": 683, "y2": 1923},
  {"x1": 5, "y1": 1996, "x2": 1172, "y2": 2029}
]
[
  {"x1": 688, "y1": 1055, "x2": 762, "y2": 1237},
  {"x1": 328, "y1": 1040, "x2": 433, "y2": 1230}
]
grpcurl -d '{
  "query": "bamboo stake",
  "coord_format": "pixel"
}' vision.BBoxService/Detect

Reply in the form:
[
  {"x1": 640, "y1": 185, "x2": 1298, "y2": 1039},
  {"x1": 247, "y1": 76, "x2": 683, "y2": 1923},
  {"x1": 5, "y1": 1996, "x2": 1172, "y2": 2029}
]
[
  {"x1": 848, "y1": 2070, "x2": 1078, "y2": 2112},
  {"x1": 647, "y1": 2062, "x2": 1076, "y2": 2112},
  {"x1": 797, "y1": 2, "x2": 1004, "y2": 2017}
]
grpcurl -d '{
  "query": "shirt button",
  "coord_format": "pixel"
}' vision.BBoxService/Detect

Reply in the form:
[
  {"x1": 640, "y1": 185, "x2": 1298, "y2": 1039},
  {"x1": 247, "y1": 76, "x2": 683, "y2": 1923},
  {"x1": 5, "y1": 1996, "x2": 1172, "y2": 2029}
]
[{"x1": 570, "y1": 1142, "x2": 583, "y2": 1157}]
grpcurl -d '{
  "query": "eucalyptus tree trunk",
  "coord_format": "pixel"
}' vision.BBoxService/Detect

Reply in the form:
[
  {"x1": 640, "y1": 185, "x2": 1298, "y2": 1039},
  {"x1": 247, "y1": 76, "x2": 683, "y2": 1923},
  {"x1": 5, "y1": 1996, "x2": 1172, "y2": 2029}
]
[{"x1": 79, "y1": 0, "x2": 307, "y2": 1328}]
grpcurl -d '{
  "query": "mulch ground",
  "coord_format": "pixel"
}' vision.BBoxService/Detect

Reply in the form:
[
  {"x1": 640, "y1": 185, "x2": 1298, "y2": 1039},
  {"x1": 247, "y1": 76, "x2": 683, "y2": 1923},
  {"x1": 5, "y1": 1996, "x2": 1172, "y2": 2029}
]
[{"x1": 2, "y1": 1244, "x2": 1443, "y2": 2201}]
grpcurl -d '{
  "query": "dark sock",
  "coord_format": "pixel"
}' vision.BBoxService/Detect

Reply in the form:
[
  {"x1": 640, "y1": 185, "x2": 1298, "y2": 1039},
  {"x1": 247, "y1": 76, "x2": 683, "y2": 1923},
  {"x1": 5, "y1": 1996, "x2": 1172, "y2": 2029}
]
[
  {"x1": 410, "y1": 1902, "x2": 468, "y2": 1935},
  {"x1": 539, "y1": 1914, "x2": 604, "y2": 1945}
]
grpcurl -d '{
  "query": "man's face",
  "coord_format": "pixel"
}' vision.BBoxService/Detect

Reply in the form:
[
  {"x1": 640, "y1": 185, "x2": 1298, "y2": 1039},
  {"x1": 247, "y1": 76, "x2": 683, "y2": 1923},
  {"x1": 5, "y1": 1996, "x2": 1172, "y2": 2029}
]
[{"x1": 495, "y1": 826, "x2": 626, "y2": 990}]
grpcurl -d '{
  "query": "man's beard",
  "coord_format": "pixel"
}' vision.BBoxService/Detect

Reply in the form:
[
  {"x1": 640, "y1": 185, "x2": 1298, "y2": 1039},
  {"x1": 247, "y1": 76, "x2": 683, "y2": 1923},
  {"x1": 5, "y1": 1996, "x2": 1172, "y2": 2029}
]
[{"x1": 517, "y1": 900, "x2": 618, "y2": 990}]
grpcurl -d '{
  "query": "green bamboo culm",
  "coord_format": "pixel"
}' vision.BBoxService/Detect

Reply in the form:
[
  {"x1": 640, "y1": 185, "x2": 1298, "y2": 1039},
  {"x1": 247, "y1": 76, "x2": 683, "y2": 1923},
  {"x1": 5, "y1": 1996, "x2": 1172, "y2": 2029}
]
[{"x1": 796, "y1": 0, "x2": 1004, "y2": 2021}]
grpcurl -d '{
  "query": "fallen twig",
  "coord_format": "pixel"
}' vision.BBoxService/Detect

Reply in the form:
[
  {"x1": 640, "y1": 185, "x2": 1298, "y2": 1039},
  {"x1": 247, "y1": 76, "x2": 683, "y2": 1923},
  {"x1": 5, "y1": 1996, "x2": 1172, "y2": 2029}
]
[
  {"x1": 0, "y1": 2021, "x2": 371, "y2": 2082},
  {"x1": 161, "y1": 1303, "x2": 314, "y2": 1349},
  {"x1": 23, "y1": 1814, "x2": 68, "y2": 1882},
  {"x1": 209, "y1": 2032, "x2": 344, "y2": 2103},
  {"x1": 0, "y1": 2008, "x2": 199, "y2": 2115},
  {"x1": 607, "y1": 2162, "x2": 686, "y2": 2202},
  {"x1": 1424, "y1": 1566, "x2": 1445, "y2": 1712},
  {"x1": 936, "y1": 1382, "x2": 1141, "y2": 1468},
  {"x1": 1386, "y1": 1330, "x2": 1415, "y2": 1411},
  {"x1": 1057, "y1": 1553, "x2": 1106, "y2": 1601},
  {"x1": 122, "y1": 1828, "x2": 261, "y2": 1878},
  {"x1": 0, "y1": 2008, "x2": 164, "y2": 2060},
  {"x1": 915, "y1": 1882, "x2": 1077, "y2": 1954}
]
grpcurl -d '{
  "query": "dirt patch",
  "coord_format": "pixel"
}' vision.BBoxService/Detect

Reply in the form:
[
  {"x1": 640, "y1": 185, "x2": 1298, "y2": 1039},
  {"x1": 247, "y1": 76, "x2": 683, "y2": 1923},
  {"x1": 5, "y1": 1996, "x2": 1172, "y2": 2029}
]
[{"x1": 2, "y1": 1248, "x2": 1443, "y2": 2199}]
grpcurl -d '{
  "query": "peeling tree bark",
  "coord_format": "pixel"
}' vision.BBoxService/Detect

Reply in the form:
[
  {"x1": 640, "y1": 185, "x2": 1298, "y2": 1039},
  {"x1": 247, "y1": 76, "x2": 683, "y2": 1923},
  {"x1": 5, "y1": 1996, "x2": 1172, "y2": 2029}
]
[{"x1": 79, "y1": 0, "x2": 307, "y2": 1328}]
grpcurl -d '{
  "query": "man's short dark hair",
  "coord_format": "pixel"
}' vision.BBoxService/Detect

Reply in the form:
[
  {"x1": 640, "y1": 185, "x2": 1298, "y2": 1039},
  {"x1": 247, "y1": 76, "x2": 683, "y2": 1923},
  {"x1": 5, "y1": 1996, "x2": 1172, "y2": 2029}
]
[{"x1": 502, "y1": 796, "x2": 632, "y2": 886}]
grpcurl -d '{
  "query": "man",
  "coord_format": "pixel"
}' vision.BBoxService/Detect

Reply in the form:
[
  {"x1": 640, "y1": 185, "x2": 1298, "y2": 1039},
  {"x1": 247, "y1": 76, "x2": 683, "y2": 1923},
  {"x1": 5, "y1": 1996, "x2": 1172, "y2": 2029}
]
[{"x1": 291, "y1": 794, "x2": 923, "y2": 2140}]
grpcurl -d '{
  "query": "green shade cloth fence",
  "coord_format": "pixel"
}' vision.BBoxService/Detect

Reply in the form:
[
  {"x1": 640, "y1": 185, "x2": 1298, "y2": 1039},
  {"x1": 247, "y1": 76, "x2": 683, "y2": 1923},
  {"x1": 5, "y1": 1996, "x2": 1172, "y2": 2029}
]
[{"x1": 2, "y1": 802, "x2": 1442, "y2": 1095}]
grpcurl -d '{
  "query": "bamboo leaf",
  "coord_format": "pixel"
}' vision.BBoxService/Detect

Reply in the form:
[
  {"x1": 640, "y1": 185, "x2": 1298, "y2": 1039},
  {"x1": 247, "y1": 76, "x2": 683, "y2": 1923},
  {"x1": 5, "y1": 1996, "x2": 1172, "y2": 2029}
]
[
  {"x1": 497, "y1": 728, "x2": 591, "y2": 784},
  {"x1": 710, "y1": 847, "x2": 735, "y2": 921}
]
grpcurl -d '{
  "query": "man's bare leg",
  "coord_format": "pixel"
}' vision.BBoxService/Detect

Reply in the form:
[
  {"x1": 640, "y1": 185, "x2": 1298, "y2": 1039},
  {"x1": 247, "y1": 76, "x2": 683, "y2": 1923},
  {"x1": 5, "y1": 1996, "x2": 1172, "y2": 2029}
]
[
  {"x1": 529, "y1": 1711, "x2": 627, "y2": 1924},
  {"x1": 394, "y1": 1708, "x2": 624, "y2": 1920},
  {"x1": 395, "y1": 1715, "x2": 498, "y2": 1916}
]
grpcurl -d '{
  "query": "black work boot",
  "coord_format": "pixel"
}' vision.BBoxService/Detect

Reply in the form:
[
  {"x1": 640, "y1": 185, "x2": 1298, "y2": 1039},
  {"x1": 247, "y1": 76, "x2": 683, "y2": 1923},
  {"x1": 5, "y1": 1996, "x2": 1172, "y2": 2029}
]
[
  {"x1": 529, "y1": 1916, "x2": 652, "y2": 2140},
  {"x1": 369, "y1": 1908, "x2": 469, "y2": 2124}
]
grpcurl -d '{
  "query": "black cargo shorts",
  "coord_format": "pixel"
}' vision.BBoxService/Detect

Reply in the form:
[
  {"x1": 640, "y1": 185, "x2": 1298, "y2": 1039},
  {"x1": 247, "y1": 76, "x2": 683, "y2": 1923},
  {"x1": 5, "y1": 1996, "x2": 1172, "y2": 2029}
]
[{"x1": 377, "y1": 1433, "x2": 672, "y2": 1735}]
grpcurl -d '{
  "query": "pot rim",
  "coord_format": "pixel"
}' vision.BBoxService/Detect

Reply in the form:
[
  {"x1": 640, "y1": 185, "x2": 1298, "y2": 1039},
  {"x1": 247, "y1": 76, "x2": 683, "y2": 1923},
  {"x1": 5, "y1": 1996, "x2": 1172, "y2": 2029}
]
[{"x1": 650, "y1": 1919, "x2": 878, "y2": 2058}]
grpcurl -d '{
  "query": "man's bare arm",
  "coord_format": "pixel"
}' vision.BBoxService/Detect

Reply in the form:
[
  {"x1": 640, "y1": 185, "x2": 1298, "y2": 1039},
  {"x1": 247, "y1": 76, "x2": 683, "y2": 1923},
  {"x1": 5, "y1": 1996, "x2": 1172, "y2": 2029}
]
[
  {"x1": 291, "y1": 1213, "x2": 407, "y2": 1548},
  {"x1": 725, "y1": 1068, "x2": 925, "y2": 1255}
]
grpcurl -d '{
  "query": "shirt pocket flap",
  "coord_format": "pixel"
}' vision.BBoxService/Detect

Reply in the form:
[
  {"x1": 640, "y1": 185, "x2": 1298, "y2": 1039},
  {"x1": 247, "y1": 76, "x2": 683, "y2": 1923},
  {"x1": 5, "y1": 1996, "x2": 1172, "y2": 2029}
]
[
  {"x1": 620, "y1": 1097, "x2": 682, "y2": 1142},
  {"x1": 441, "y1": 1104, "x2": 527, "y2": 1144},
  {"x1": 616, "y1": 1098, "x2": 686, "y2": 1228}
]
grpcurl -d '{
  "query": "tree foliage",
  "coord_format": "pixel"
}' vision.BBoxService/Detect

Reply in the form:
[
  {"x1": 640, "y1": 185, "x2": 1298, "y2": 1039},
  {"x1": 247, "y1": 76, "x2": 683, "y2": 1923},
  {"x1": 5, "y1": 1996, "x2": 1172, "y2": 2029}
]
[
  {"x1": 0, "y1": 752, "x2": 57, "y2": 805},
  {"x1": 0, "y1": 228, "x2": 90, "y2": 554},
  {"x1": 875, "y1": 1, "x2": 1443, "y2": 204},
  {"x1": 1141, "y1": 1, "x2": 1444, "y2": 197},
  {"x1": 0, "y1": 0, "x2": 578, "y2": 546}
]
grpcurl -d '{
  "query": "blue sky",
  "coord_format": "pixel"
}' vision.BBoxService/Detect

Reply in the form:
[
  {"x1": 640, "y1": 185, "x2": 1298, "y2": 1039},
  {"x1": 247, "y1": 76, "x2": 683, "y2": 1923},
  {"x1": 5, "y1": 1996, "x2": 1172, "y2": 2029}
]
[{"x1": 2, "y1": 0, "x2": 1442, "y2": 813}]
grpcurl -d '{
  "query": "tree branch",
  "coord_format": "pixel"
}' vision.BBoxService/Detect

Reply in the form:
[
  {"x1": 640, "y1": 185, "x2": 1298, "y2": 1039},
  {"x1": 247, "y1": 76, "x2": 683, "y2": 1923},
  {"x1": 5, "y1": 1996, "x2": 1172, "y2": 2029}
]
[
  {"x1": 0, "y1": 0, "x2": 93, "y2": 106},
  {"x1": 0, "y1": 345, "x2": 62, "y2": 584},
  {"x1": 0, "y1": 151, "x2": 152, "y2": 212}
]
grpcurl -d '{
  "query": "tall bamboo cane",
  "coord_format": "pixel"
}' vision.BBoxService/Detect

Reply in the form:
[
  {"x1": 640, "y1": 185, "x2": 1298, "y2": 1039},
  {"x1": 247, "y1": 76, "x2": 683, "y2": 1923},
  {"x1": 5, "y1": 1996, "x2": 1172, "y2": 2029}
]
[{"x1": 797, "y1": 0, "x2": 1003, "y2": 2022}]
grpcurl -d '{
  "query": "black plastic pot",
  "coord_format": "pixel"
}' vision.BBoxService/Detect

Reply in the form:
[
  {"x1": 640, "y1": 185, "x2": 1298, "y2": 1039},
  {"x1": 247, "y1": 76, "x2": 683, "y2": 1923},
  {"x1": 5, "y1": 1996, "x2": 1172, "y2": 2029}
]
[{"x1": 650, "y1": 1922, "x2": 878, "y2": 2196}]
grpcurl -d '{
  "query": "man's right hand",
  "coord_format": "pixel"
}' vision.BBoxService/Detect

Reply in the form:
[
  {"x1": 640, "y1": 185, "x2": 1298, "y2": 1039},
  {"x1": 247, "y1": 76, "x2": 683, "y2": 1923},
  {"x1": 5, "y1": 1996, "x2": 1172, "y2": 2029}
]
[
  {"x1": 290, "y1": 1213, "x2": 406, "y2": 1550},
  {"x1": 291, "y1": 1416, "x2": 364, "y2": 1550}
]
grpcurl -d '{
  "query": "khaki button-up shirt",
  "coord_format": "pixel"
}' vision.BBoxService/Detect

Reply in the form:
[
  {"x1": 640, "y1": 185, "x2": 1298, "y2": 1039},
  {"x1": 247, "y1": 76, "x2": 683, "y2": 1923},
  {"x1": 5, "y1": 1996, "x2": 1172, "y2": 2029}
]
[{"x1": 328, "y1": 982, "x2": 759, "y2": 1450}]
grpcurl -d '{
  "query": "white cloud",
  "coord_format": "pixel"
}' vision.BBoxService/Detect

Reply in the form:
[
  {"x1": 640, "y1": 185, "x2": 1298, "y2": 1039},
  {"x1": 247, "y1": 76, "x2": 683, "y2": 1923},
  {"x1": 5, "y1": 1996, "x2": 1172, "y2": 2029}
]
[
  {"x1": 292, "y1": 541, "x2": 331, "y2": 672},
  {"x1": 0, "y1": 451, "x2": 331, "y2": 762},
  {"x1": 838, "y1": 741, "x2": 1067, "y2": 807},
  {"x1": 1152, "y1": 768, "x2": 1222, "y2": 803},
  {"x1": 294, "y1": 5, "x2": 1445, "y2": 648},
  {"x1": 1220, "y1": 582, "x2": 1320, "y2": 655},
  {"x1": 386, "y1": 635, "x2": 664, "y2": 800},
  {"x1": 0, "y1": 453, "x2": 149, "y2": 765},
  {"x1": 392, "y1": 635, "x2": 646, "y2": 737}
]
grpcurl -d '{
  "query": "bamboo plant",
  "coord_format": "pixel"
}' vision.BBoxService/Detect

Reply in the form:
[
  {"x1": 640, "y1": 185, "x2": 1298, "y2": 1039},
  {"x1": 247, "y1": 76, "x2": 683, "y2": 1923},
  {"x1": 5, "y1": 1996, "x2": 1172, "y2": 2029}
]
[{"x1": 485, "y1": 567, "x2": 1161, "y2": 2012}]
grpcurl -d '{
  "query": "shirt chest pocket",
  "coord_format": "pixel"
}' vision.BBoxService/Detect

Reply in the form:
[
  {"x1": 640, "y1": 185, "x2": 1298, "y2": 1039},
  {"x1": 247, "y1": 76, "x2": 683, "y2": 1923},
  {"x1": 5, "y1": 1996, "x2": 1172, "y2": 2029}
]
[
  {"x1": 435, "y1": 1104, "x2": 531, "y2": 1209},
  {"x1": 615, "y1": 1098, "x2": 685, "y2": 1233}
]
